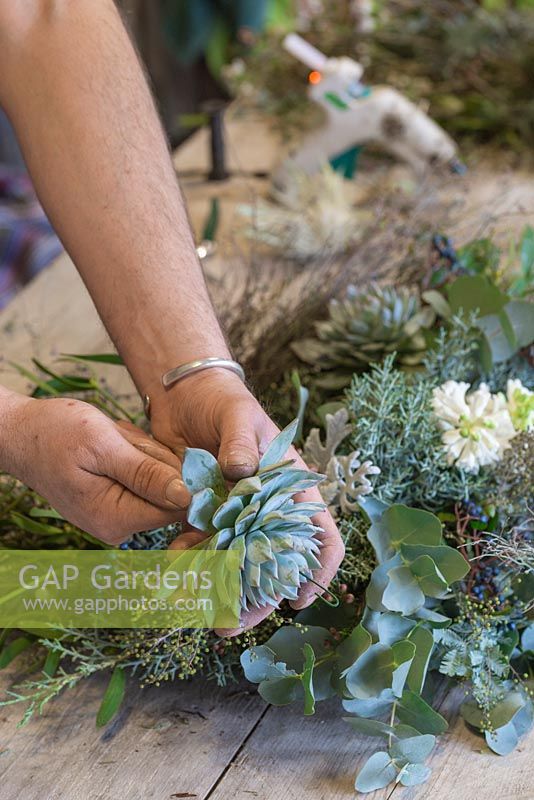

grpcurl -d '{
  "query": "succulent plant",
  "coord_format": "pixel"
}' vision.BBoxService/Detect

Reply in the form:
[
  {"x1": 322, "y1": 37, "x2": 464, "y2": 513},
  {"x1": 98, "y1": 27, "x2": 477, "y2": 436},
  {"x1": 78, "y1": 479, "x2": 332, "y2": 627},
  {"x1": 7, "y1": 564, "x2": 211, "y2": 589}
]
[
  {"x1": 181, "y1": 420, "x2": 325, "y2": 611},
  {"x1": 292, "y1": 283, "x2": 435, "y2": 390}
]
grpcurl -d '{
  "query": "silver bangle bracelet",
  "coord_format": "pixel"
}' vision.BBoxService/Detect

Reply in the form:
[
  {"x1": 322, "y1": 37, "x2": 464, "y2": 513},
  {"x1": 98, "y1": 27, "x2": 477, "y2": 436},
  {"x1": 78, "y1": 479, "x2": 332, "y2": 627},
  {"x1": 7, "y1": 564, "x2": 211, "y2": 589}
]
[
  {"x1": 143, "y1": 357, "x2": 245, "y2": 419},
  {"x1": 162, "y1": 357, "x2": 245, "y2": 388}
]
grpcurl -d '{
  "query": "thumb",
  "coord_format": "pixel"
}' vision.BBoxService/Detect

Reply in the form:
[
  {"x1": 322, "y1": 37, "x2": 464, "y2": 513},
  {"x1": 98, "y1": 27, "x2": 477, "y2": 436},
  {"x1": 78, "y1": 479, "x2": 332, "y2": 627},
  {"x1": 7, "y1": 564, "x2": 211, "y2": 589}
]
[
  {"x1": 169, "y1": 530, "x2": 210, "y2": 551},
  {"x1": 218, "y1": 412, "x2": 260, "y2": 481},
  {"x1": 102, "y1": 434, "x2": 191, "y2": 511}
]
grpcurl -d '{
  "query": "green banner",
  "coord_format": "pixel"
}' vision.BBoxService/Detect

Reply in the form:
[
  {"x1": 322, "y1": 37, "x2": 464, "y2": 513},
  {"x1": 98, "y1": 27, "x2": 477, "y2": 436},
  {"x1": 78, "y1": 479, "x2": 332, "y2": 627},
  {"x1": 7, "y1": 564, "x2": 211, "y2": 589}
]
[{"x1": 0, "y1": 550, "x2": 241, "y2": 629}]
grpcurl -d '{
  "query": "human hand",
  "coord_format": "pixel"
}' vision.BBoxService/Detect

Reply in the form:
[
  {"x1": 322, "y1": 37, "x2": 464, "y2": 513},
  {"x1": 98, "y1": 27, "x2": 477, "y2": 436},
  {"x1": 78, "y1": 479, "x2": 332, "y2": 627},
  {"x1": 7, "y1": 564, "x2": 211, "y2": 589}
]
[
  {"x1": 153, "y1": 369, "x2": 345, "y2": 630},
  {"x1": 9, "y1": 398, "x2": 190, "y2": 543}
]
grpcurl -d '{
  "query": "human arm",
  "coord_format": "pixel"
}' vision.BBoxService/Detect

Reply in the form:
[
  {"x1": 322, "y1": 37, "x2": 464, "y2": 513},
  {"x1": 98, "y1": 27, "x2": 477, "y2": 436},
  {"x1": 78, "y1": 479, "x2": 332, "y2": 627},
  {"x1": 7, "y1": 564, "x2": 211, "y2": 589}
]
[
  {"x1": 0, "y1": 0, "x2": 344, "y2": 605},
  {"x1": 0, "y1": 385, "x2": 189, "y2": 542},
  {"x1": 0, "y1": 0, "x2": 227, "y2": 417}
]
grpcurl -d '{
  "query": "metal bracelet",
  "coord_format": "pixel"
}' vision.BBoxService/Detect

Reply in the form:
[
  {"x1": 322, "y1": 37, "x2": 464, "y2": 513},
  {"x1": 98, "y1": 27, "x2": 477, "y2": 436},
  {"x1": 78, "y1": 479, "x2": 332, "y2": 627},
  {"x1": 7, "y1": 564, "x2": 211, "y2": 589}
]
[
  {"x1": 143, "y1": 357, "x2": 245, "y2": 419},
  {"x1": 162, "y1": 357, "x2": 245, "y2": 388}
]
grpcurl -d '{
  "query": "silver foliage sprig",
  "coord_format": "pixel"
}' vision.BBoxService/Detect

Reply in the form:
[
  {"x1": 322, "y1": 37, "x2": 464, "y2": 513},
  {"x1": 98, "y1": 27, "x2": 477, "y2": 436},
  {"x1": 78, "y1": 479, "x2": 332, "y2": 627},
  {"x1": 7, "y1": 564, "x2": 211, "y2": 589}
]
[{"x1": 302, "y1": 408, "x2": 380, "y2": 518}]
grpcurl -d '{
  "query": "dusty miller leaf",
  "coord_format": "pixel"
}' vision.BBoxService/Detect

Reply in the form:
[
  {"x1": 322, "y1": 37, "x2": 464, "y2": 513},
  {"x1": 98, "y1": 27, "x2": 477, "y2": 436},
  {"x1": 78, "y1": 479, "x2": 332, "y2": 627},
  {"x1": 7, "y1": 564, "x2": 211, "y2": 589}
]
[{"x1": 302, "y1": 408, "x2": 351, "y2": 472}]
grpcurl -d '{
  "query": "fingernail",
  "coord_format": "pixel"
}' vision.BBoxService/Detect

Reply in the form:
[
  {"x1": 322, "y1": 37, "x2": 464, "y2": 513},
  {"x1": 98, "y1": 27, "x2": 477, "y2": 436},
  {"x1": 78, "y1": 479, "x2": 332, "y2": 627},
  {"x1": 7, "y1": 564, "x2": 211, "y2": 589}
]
[
  {"x1": 225, "y1": 451, "x2": 254, "y2": 468},
  {"x1": 165, "y1": 479, "x2": 189, "y2": 508}
]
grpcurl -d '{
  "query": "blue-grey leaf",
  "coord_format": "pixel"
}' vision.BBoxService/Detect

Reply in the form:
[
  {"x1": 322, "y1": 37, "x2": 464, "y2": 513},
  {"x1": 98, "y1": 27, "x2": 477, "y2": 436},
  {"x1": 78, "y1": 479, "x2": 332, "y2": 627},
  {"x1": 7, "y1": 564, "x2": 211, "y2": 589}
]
[
  {"x1": 377, "y1": 613, "x2": 415, "y2": 647},
  {"x1": 406, "y1": 626, "x2": 434, "y2": 694},
  {"x1": 259, "y1": 420, "x2": 298, "y2": 468},
  {"x1": 521, "y1": 623, "x2": 534, "y2": 652},
  {"x1": 393, "y1": 723, "x2": 422, "y2": 739},
  {"x1": 398, "y1": 691, "x2": 448, "y2": 735},
  {"x1": 355, "y1": 752, "x2": 397, "y2": 793},
  {"x1": 485, "y1": 721, "x2": 519, "y2": 756},
  {"x1": 383, "y1": 566, "x2": 426, "y2": 615},
  {"x1": 258, "y1": 675, "x2": 301, "y2": 705},
  {"x1": 358, "y1": 494, "x2": 389, "y2": 523},
  {"x1": 342, "y1": 690, "x2": 395, "y2": 718},
  {"x1": 401, "y1": 544, "x2": 469, "y2": 585},
  {"x1": 187, "y1": 488, "x2": 224, "y2": 531},
  {"x1": 366, "y1": 555, "x2": 402, "y2": 612},
  {"x1": 245, "y1": 530, "x2": 273, "y2": 564},
  {"x1": 389, "y1": 734, "x2": 435, "y2": 764},
  {"x1": 240, "y1": 646, "x2": 278, "y2": 683},
  {"x1": 399, "y1": 763, "x2": 432, "y2": 786},
  {"x1": 212, "y1": 496, "x2": 245, "y2": 529},
  {"x1": 343, "y1": 717, "x2": 393, "y2": 738},
  {"x1": 504, "y1": 299, "x2": 534, "y2": 348},
  {"x1": 182, "y1": 447, "x2": 226, "y2": 496},
  {"x1": 229, "y1": 476, "x2": 263, "y2": 497}
]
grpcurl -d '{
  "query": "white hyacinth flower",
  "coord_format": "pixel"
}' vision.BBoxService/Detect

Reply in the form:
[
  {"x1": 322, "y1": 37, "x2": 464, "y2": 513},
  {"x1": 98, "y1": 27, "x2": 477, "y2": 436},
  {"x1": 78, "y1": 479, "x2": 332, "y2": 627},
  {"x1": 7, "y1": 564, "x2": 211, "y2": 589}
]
[
  {"x1": 507, "y1": 379, "x2": 534, "y2": 432},
  {"x1": 432, "y1": 381, "x2": 516, "y2": 473}
]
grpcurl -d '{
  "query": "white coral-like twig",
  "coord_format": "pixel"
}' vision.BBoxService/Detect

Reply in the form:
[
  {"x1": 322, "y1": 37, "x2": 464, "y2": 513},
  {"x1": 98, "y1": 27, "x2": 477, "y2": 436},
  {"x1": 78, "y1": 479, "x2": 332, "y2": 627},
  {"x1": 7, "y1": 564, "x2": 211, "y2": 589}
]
[
  {"x1": 302, "y1": 407, "x2": 380, "y2": 517},
  {"x1": 302, "y1": 407, "x2": 352, "y2": 472},
  {"x1": 322, "y1": 452, "x2": 381, "y2": 516}
]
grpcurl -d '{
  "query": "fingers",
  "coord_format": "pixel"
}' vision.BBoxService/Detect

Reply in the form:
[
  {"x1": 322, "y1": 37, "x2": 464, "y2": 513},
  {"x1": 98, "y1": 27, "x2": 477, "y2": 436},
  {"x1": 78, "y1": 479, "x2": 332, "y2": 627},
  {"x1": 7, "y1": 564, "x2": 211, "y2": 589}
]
[
  {"x1": 291, "y1": 505, "x2": 344, "y2": 610},
  {"x1": 168, "y1": 530, "x2": 210, "y2": 551},
  {"x1": 217, "y1": 399, "x2": 263, "y2": 481},
  {"x1": 115, "y1": 420, "x2": 183, "y2": 470},
  {"x1": 215, "y1": 601, "x2": 278, "y2": 638},
  {"x1": 98, "y1": 430, "x2": 191, "y2": 511},
  {"x1": 289, "y1": 449, "x2": 345, "y2": 610},
  {"x1": 83, "y1": 473, "x2": 185, "y2": 543}
]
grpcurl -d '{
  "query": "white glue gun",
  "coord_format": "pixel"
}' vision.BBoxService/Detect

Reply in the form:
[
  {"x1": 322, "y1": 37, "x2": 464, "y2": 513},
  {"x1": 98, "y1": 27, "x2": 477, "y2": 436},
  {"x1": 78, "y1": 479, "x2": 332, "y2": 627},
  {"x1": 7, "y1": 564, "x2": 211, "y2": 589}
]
[{"x1": 272, "y1": 33, "x2": 464, "y2": 187}]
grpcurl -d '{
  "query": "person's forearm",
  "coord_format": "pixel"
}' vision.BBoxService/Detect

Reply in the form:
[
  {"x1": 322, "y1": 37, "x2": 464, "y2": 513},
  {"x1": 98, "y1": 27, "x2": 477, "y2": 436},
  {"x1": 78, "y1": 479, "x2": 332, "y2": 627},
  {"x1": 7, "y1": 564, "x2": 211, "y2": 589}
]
[
  {"x1": 0, "y1": 386, "x2": 31, "y2": 476},
  {"x1": 0, "y1": 0, "x2": 229, "y2": 408}
]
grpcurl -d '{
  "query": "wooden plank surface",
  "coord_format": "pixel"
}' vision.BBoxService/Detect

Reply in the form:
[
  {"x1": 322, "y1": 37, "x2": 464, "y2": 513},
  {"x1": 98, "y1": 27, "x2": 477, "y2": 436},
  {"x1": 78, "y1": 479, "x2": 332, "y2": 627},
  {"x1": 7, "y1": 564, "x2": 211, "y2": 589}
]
[
  {"x1": 209, "y1": 682, "x2": 534, "y2": 800},
  {"x1": 0, "y1": 668, "x2": 267, "y2": 800},
  {"x1": 1, "y1": 664, "x2": 531, "y2": 800}
]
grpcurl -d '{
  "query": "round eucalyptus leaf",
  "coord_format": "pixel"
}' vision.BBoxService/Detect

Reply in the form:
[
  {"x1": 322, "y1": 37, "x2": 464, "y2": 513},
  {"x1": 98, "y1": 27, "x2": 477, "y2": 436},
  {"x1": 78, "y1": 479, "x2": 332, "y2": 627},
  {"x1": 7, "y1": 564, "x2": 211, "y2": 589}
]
[
  {"x1": 399, "y1": 762, "x2": 432, "y2": 786},
  {"x1": 377, "y1": 613, "x2": 416, "y2": 647},
  {"x1": 366, "y1": 556, "x2": 402, "y2": 612},
  {"x1": 343, "y1": 717, "x2": 394, "y2": 738},
  {"x1": 389, "y1": 733, "x2": 436, "y2": 764},
  {"x1": 401, "y1": 544, "x2": 469, "y2": 585},
  {"x1": 342, "y1": 690, "x2": 395, "y2": 718},
  {"x1": 383, "y1": 566, "x2": 426, "y2": 615},
  {"x1": 354, "y1": 752, "x2": 397, "y2": 793},
  {"x1": 397, "y1": 691, "x2": 448, "y2": 735},
  {"x1": 461, "y1": 690, "x2": 524, "y2": 730},
  {"x1": 258, "y1": 675, "x2": 301, "y2": 705},
  {"x1": 521, "y1": 623, "x2": 534, "y2": 653},
  {"x1": 485, "y1": 721, "x2": 519, "y2": 756}
]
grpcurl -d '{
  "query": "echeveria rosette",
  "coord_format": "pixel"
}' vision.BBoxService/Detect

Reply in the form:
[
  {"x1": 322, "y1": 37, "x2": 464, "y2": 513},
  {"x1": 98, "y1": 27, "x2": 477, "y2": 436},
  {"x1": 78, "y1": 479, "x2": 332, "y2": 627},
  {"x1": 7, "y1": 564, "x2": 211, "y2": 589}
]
[
  {"x1": 181, "y1": 420, "x2": 325, "y2": 611},
  {"x1": 292, "y1": 283, "x2": 435, "y2": 390}
]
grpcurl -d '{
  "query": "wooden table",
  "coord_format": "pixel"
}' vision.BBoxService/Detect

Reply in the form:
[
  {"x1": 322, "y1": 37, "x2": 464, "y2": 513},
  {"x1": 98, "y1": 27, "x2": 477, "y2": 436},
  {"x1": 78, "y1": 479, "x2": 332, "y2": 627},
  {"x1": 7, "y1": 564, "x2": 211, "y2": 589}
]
[{"x1": 1, "y1": 112, "x2": 533, "y2": 799}]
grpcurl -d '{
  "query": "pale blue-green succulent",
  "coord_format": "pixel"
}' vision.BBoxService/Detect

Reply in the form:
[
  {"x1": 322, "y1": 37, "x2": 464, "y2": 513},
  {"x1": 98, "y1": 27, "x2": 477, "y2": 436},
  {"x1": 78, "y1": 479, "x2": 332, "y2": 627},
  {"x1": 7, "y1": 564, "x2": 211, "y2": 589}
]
[{"x1": 181, "y1": 420, "x2": 325, "y2": 610}]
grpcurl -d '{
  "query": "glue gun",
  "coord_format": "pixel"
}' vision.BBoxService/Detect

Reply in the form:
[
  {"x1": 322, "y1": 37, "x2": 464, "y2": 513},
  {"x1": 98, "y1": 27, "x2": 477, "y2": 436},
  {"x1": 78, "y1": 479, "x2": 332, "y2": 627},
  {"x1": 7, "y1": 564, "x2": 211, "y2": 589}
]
[{"x1": 272, "y1": 33, "x2": 465, "y2": 187}]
